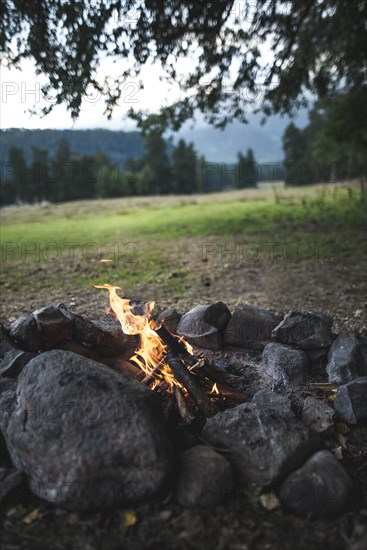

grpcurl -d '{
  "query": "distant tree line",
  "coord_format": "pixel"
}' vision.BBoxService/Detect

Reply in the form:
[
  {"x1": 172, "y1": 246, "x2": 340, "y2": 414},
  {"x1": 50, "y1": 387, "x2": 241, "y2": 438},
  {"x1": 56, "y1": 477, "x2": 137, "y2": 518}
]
[
  {"x1": 283, "y1": 88, "x2": 367, "y2": 185},
  {"x1": 0, "y1": 131, "x2": 263, "y2": 205}
]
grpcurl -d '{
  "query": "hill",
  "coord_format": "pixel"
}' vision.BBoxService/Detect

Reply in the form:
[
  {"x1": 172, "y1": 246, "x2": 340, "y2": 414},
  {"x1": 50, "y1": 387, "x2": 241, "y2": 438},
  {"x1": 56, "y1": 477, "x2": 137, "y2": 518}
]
[{"x1": 0, "y1": 128, "x2": 145, "y2": 168}]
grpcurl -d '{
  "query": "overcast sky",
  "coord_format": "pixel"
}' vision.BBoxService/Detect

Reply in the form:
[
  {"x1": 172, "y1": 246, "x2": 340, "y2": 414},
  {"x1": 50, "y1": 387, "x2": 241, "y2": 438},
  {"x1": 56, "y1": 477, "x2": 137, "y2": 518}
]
[{"x1": 0, "y1": 55, "x2": 190, "y2": 131}]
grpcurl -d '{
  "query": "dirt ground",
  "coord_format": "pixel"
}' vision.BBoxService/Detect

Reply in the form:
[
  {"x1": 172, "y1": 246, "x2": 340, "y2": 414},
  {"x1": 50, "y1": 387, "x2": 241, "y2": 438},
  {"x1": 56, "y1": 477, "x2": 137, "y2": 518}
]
[
  {"x1": 1, "y1": 234, "x2": 367, "y2": 550},
  {"x1": 1, "y1": 233, "x2": 366, "y2": 335}
]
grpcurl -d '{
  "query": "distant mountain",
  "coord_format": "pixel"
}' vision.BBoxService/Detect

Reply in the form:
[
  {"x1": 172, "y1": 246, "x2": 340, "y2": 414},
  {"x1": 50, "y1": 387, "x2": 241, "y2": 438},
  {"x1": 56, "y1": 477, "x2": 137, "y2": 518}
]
[
  {"x1": 177, "y1": 110, "x2": 309, "y2": 163},
  {"x1": 0, "y1": 110, "x2": 309, "y2": 169},
  {"x1": 0, "y1": 128, "x2": 145, "y2": 168}
]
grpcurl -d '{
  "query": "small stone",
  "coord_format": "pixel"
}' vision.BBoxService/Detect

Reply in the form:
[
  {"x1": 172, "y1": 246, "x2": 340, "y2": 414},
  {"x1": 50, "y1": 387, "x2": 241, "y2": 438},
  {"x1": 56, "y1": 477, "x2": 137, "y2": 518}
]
[
  {"x1": 279, "y1": 450, "x2": 353, "y2": 517},
  {"x1": 224, "y1": 304, "x2": 281, "y2": 350},
  {"x1": 262, "y1": 343, "x2": 308, "y2": 387},
  {"x1": 0, "y1": 468, "x2": 23, "y2": 503},
  {"x1": 203, "y1": 302, "x2": 231, "y2": 331},
  {"x1": 306, "y1": 347, "x2": 329, "y2": 365},
  {"x1": 0, "y1": 350, "x2": 36, "y2": 378},
  {"x1": 176, "y1": 305, "x2": 222, "y2": 350},
  {"x1": 0, "y1": 324, "x2": 17, "y2": 357},
  {"x1": 33, "y1": 305, "x2": 74, "y2": 349},
  {"x1": 175, "y1": 446, "x2": 233, "y2": 508},
  {"x1": 334, "y1": 377, "x2": 367, "y2": 424},
  {"x1": 8, "y1": 314, "x2": 42, "y2": 352},
  {"x1": 326, "y1": 334, "x2": 365, "y2": 383},
  {"x1": 203, "y1": 395, "x2": 320, "y2": 486},
  {"x1": 156, "y1": 308, "x2": 181, "y2": 334},
  {"x1": 301, "y1": 397, "x2": 336, "y2": 435},
  {"x1": 272, "y1": 310, "x2": 334, "y2": 350}
]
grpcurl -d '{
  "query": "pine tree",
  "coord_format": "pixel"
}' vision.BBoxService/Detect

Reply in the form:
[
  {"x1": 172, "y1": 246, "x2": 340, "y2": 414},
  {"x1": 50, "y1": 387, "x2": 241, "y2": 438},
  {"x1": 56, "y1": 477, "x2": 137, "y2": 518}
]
[
  {"x1": 171, "y1": 140, "x2": 198, "y2": 194},
  {"x1": 7, "y1": 146, "x2": 27, "y2": 202},
  {"x1": 237, "y1": 148, "x2": 259, "y2": 188}
]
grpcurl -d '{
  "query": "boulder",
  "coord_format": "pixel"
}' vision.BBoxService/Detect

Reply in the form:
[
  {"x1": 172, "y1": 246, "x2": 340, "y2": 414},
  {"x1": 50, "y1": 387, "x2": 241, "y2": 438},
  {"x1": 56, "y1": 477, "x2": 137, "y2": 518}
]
[
  {"x1": 262, "y1": 343, "x2": 308, "y2": 387},
  {"x1": 0, "y1": 350, "x2": 172, "y2": 510},
  {"x1": 252, "y1": 389, "x2": 293, "y2": 416},
  {"x1": 203, "y1": 302, "x2": 231, "y2": 331},
  {"x1": 0, "y1": 468, "x2": 23, "y2": 504},
  {"x1": 176, "y1": 305, "x2": 222, "y2": 350},
  {"x1": 0, "y1": 350, "x2": 36, "y2": 378},
  {"x1": 58, "y1": 304, "x2": 135, "y2": 357},
  {"x1": 175, "y1": 445, "x2": 233, "y2": 508},
  {"x1": 0, "y1": 324, "x2": 18, "y2": 357},
  {"x1": 224, "y1": 304, "x2": 281, "y2": 350},
  {"x1": 156, "y1": 308, "x2": 181, "y2": 334},
  {"x1": 306, "y1": 347, "x2": 329, "y2": 365},
  {"x1": 33, "y1": 305, "x2": 74, "y2": 348},
  {"x1": 279, "y1": 450, "x2": 352, "y2": 517},
  {"x1": 203, "y1": 393, "x2": 320, "y2": 486},
  {"x1": 301, "y1": 397, "x2": 336, "y2": 436},
  {"x1": 334, "y1": 377, "x2": 367, "y2": 424},
  {"x1": 272, "y1": 310, "x2": 334, "y2": 350},
  {"x1": 8, "y1": 313, "x2": 42, "y2": 352},
  {"x1": 326, "y1": 333, "x2": 364, "y2": 383}
]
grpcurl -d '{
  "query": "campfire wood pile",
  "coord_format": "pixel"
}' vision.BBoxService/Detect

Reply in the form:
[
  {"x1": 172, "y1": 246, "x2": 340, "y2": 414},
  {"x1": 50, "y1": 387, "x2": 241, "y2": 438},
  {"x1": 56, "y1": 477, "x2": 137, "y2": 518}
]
[{"x1": 0, "y1": 294, "x2": 367, "y2": 518}]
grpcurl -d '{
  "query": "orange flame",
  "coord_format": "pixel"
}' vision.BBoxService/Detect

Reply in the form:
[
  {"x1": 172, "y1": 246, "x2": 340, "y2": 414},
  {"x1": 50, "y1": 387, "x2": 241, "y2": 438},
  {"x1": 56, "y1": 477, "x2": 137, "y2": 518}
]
[
  {"x1": 210, "y1": 382, "x2": 220, "y2": 395},
  {"x1": 95, "y1": 284, "x2": 181, "y2": 388}
]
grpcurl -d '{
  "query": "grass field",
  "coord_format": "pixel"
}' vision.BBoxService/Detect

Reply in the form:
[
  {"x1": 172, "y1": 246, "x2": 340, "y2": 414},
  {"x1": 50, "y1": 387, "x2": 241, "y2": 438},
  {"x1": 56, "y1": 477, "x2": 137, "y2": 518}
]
[{"x1": 1, "y1": 181, "x2": 366, "y2": 326}]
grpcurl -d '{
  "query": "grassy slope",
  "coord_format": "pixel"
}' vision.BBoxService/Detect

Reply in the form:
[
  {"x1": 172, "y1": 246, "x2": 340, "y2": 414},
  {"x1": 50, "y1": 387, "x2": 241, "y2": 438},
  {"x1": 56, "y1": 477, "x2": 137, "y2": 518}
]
[{"x1": 1, "y1": 183, "x2": 366, "y2": 293}]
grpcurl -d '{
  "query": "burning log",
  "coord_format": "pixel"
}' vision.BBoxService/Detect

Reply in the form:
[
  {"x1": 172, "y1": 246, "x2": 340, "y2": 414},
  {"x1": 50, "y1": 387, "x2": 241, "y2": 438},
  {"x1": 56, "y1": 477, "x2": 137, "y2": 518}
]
[
  {"x1": 155, "y1": 323, "x2": 198, "y2": 367},
  {"x1": 213, "y1": 383, "x2": 249, "y2": 403},
  {"x1": 165, "y1": 352, "x2": 217, "y2": 418},
  {"x1": 174, "y1": 386, "x2": 195, "y2": 424}
]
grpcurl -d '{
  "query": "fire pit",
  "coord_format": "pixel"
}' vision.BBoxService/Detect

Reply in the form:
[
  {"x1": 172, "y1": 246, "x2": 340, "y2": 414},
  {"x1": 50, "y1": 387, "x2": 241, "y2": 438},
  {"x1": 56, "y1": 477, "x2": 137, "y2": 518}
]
[{"x1": 1, "y1": 287, "x2": 367, "y2": 518}]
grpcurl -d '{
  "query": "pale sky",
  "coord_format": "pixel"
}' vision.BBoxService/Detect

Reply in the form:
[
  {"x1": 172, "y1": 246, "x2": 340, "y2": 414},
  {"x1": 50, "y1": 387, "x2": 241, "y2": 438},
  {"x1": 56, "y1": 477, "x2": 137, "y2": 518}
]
[
  {"x1": 0, "y1": 56, "x2": 188, "y2": 131},
  {"x1": 0, "y1": 1, "x2": 274, "y2": 133}
]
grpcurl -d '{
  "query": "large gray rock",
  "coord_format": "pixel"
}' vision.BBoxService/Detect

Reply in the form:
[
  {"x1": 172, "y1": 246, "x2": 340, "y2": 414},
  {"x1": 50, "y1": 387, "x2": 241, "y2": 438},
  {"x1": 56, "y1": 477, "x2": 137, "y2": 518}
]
[
  {"x1": 176, "y1": 305, "x2": 222, "y2": 350},
  {"x1": 8, "y1": 305, "x2": 135, "y2": 357},
  {"x1": 0, "y1": 324, "x2": 18, "y2": 357},
  {"x1": 334, "y1": 377, "x2": 367, "y2": 424},
  {"x1": 326, "y1": 333, "x2": 365, "y2": 383},
  {"x1": 301, "y1": 397, "x2": 336, "y2": 436},
  {"x1": 33, "y1": 305, "x2": 74, "y2": 349},
  {"x1": 8, "y1": 313, "x2": 42, "y2": 352},
  {"x1": 0, "y1": 349, "x2": 36, "y2": 378},
  {"x1": 203, "y1": 302, "x2": 231, "y2": 331},
  {"x1": 175, "y1": 445, "x2": 233, "y2": 508},
  {"x1": 272, "y1": 310, "x2": 334, "y2": 350},
  {"x1": 224, "y1": 304, "x2": 281, "y2": 350},
  {"x1": 252, "y1": 389, "x2": 293, "y2": 416},
  {"x1": 0, "y1": 350, "x2": 172, "y2": 510},
  {"x1": 280, "y1": 450, "x2": 353, "y2": 517},
  {"x1": 0, "y1": 467, "x2": 23, "y2": 504},
  {"x1": 262, "y1": 343, "x2": 308, "y2": 387},
  {"x1": 203, "y1": 393, "x2": 320, "y2": 486},
  {"x1": 156, "y1": 308, "x2": 181, "y2": 334}
]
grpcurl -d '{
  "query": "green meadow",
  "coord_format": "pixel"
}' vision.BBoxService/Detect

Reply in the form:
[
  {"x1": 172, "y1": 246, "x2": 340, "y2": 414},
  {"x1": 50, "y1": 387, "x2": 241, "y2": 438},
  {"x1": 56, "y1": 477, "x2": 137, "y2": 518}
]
[{"x1": 1, "y1": 182, "x2": 366, "y2": 294}]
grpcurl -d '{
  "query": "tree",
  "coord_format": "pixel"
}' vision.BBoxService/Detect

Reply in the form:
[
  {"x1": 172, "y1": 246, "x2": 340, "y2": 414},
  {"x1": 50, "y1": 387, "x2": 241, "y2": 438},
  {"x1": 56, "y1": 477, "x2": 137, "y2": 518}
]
[
  {"x1": 54, "y1": 138, "x2": 71, "y2": 201},
  {"x1": 29, "y1": 147, "x2": 50, "y2": 202},
  {"x1": 237, "y1": 148, "x2": 259, "y2": 188},
  {"x1": 7, "y1": 146, "x2": 27, "y2": 202},
  {"x1": 282, "y1": 87, "x2": 367, "y2": 185},
  {"x1": 137, "y1": 132, "x2": 172, "y2": 195},
  {"x1": 282, "y1": 123, "x2": 313, "y2": 185},
  {"x1": 2, "y1": 1, "x2": 366, "y2": 131},
  {"x1": 171, "y1": 140, "x2": 198, "y2": 194}
]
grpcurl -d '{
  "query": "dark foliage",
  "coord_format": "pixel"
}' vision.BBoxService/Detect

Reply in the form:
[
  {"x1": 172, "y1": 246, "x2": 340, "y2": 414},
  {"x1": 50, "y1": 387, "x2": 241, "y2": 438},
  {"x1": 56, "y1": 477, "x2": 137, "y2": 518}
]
[{"x1": 1, "y1": 1, "x2": 366, "y2": 130}]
